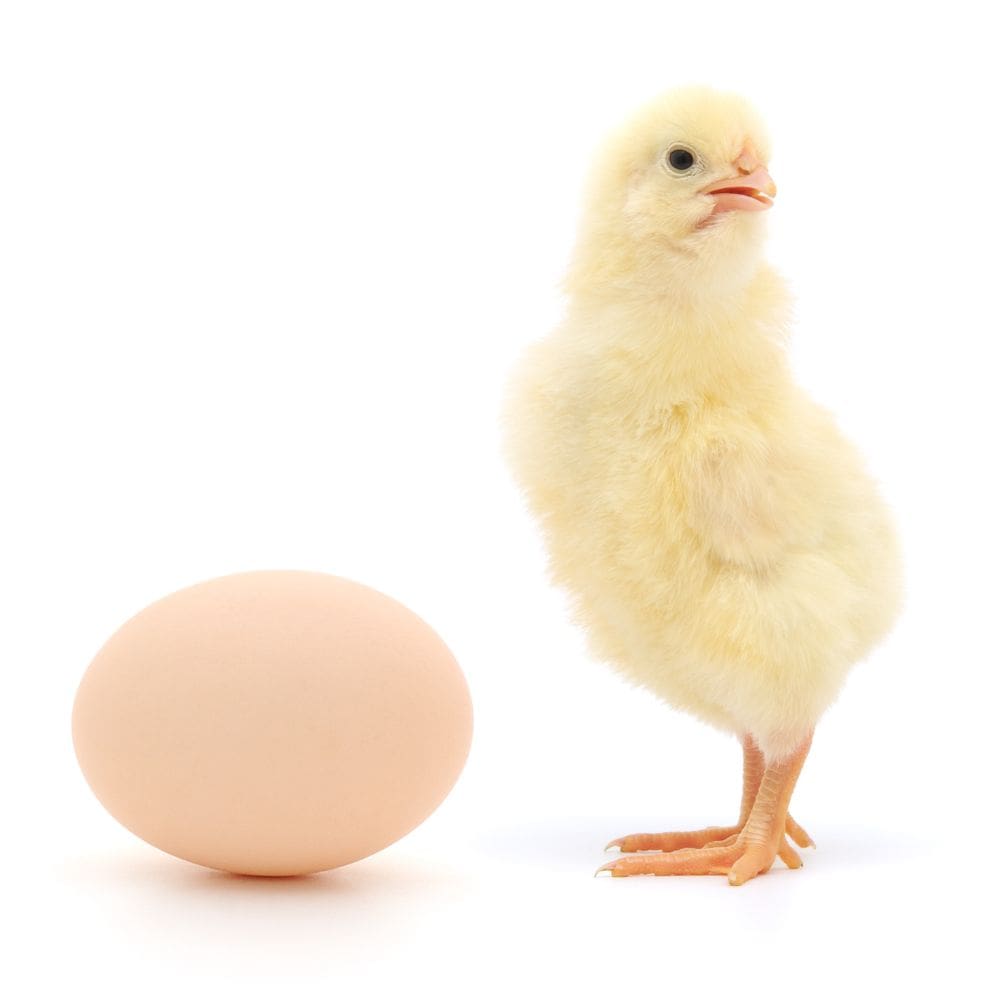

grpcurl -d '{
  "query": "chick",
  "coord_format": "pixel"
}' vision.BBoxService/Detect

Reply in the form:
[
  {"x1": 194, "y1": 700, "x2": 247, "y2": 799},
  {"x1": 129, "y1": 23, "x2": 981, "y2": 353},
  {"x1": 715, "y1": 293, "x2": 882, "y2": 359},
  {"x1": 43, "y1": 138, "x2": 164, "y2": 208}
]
[{"x1": 503, "y1": 86, "x2": 901, "y2": 885}]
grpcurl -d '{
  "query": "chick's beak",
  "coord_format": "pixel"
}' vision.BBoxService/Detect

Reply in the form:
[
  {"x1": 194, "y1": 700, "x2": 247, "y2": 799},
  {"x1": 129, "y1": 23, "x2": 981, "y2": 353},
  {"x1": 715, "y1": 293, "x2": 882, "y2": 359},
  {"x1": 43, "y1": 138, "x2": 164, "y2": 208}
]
[{"x1": 702, "y1": 162, "x2": 777, "y2": 215}]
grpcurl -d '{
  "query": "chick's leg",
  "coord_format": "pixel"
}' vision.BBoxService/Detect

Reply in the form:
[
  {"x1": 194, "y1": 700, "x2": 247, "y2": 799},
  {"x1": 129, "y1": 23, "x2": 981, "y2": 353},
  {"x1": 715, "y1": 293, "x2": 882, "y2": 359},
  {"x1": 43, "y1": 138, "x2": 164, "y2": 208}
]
[
  {"x1": 606, "y1": 734, "x2": 813, "y2": 853},
  {"x1": 598, "y1": 735, "x2": 812, "y2": 885}
]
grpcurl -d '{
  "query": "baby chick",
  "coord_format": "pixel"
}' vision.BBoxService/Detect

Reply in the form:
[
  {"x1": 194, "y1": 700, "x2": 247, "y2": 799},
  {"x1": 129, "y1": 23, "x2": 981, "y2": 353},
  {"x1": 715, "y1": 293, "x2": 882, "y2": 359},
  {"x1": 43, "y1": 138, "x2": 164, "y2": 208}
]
[{"x1": 503, "y1": 86, "x2": 901, "y2": 885}]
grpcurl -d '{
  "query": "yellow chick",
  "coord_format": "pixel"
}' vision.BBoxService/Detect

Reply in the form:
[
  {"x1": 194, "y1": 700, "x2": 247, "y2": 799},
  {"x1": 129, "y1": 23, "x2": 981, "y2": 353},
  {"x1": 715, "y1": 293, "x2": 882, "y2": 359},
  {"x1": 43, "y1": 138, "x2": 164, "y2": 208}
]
[{"x1": 503, "y1": 86, "x2": 902, "y2": 885}]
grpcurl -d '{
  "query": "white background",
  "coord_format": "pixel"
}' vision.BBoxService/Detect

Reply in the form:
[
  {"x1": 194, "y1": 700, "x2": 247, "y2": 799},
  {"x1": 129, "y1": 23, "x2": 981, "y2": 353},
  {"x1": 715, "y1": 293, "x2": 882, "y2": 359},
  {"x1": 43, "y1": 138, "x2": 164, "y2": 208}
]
[{"x1": 2, "y1": 1, "x2": 996, "y2": 996}]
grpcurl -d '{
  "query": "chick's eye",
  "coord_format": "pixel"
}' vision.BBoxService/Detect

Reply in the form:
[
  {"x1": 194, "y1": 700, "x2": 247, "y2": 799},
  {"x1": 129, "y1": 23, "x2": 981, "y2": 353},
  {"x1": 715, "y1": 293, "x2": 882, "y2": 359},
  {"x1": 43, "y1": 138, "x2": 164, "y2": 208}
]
[{"x1": 667, "y1": 147, "x2": 695, "y2": 172}]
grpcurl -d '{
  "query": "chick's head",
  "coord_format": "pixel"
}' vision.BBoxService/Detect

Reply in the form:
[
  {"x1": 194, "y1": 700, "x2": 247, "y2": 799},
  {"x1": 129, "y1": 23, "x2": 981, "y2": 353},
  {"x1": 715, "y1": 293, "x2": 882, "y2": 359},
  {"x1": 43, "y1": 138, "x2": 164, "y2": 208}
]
[{"x1": 574, "y1": 86, "x2": 776, "y2": 296}]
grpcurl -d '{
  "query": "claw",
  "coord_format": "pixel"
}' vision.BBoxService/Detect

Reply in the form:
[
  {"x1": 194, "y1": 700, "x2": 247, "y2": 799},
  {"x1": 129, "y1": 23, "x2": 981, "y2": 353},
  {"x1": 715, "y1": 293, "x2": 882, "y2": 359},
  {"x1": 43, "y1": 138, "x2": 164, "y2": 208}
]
[
  {"x1": 604, "y1": 838, "x2": 623, "y2": 852},
  {"x1": 594, "y1": 862, "x2": 615, "y2": 877}
]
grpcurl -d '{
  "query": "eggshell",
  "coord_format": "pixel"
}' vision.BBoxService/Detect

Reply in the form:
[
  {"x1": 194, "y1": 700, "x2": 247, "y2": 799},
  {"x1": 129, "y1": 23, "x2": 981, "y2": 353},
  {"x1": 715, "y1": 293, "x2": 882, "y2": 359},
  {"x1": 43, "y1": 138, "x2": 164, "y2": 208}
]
[{"x1": 72, "y1": 571, "x2": 473, "y2": 876}]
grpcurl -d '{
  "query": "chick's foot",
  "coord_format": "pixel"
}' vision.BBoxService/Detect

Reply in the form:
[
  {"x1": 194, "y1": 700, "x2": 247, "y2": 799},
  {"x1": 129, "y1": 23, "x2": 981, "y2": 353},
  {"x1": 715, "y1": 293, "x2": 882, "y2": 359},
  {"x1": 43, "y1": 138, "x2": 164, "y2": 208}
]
[
  {"x1": 597, "y1": 831, "x2": 802, "y2": 883},
  {"x1": 604, "y1": 826, "x2": 738, "y2": 853},
  {"x1": 784, "y1": 814, "x2": 815, "y2": 849},
  {"x1": 605, "y1": 813, "x2": 812, "y2": 854},
  {"x1": 597, "y1": 735, "x2": 813, "y2": 886}
]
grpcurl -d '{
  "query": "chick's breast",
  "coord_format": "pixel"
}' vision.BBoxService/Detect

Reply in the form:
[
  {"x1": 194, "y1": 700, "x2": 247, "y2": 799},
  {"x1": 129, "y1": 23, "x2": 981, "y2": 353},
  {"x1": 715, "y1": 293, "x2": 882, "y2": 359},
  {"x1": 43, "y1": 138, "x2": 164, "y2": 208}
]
[{"x1": 504, "y1": 327, "x2": 902, "y2": 760}]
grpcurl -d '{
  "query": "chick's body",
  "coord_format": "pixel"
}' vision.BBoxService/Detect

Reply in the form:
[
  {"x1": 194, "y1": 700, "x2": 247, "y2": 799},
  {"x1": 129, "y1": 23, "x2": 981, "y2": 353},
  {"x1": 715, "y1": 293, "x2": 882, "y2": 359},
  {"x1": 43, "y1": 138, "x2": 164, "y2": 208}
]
[
  {"x1": 504, "y1": 87, "x2": 901, "y2": 882},
  {"x1": 507, "y1": 268, "x2": 899, "y2": 762}
]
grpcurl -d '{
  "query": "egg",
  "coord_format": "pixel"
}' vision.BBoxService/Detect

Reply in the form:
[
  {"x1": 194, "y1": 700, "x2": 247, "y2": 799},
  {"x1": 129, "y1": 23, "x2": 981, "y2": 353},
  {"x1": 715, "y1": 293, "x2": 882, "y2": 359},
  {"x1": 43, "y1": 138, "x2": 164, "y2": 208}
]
[{"x1": 72, "y1": 571, "x2": 473, "y2": 876}]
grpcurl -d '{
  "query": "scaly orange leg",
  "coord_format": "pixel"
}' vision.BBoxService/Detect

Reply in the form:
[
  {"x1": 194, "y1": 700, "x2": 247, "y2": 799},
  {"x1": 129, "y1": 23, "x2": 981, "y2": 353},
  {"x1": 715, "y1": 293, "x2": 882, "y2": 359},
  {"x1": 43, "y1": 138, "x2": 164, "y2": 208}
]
[
  {"x1": 604, "y1": 733, "x2": 814, "y2": 854},
  {"x1": 598, "y1": 734, "x2": 813, "y2": 885}
]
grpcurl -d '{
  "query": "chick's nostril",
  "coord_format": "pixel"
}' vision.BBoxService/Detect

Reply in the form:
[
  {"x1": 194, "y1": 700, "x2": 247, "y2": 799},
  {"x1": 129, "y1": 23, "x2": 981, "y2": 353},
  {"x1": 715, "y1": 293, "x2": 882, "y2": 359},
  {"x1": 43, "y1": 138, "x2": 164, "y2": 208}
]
[{"x1": 736, "y1": 143, "x2": 759, "y2": 174}]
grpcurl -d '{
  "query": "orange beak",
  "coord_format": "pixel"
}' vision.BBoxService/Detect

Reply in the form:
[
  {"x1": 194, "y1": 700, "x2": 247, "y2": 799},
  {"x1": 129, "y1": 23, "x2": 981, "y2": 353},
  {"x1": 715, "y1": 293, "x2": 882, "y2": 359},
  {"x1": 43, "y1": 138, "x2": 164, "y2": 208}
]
[{"x1": 702, "y1": 146, "x2": 776, "y2": 215}]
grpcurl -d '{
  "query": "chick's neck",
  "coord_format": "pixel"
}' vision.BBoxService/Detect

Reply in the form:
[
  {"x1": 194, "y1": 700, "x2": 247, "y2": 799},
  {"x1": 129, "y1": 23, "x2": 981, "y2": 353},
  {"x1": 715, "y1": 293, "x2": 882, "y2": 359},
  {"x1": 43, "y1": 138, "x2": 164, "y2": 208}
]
[{"x1": 566, "y1": 253, "x2": 792, "y2": 404}]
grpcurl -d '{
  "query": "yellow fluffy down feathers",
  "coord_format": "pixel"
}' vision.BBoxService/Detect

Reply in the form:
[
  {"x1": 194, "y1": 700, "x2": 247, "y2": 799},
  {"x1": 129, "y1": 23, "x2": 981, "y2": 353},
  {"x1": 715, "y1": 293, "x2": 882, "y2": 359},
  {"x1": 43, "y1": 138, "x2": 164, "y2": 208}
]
[{"x1": 503, "y1": 87, "x2": 901, "y2": 762}]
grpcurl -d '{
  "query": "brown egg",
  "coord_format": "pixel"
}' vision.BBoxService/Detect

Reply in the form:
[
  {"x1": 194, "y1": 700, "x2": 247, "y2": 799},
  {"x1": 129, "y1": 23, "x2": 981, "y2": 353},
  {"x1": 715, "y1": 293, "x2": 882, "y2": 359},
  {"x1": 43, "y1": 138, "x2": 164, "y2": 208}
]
[{"x1": 72, "y1": 571, "x2": 473, "y2": 876}]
